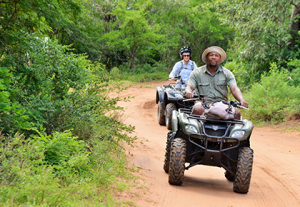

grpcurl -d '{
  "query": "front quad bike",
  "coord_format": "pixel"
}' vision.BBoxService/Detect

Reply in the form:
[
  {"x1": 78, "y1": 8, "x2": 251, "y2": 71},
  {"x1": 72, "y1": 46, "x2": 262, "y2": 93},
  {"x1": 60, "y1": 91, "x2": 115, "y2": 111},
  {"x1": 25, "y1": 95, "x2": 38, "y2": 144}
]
[
  {"x1": 156, "y1": 77, "x2": 194, "y2": 130},
  {"x1": 164, "y1": 97, "x2": 254, "y2": 194}
]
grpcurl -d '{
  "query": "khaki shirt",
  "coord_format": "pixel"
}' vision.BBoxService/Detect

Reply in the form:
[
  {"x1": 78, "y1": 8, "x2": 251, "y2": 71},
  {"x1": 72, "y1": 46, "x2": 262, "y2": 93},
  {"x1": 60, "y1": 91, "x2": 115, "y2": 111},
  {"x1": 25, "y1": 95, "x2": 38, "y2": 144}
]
[{"x1": 188, "y1": 65, "x2": 237, "y2": 102}]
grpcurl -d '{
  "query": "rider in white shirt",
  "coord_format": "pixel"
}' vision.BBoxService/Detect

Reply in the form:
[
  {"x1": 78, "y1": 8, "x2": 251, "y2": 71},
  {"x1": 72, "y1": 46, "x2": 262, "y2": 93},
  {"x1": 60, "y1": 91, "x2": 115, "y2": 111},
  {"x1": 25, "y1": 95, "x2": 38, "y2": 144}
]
[{"x1": 169, "y1": 46, "x2": 197, "y2": 89}]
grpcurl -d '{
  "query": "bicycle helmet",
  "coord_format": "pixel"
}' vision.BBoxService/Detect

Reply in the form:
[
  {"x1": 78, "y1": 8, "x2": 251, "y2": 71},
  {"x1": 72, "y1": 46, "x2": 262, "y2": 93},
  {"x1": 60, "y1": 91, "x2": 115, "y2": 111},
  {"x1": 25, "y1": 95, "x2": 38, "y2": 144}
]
[{"x1": 180, "y1": 46, "x2": 192, "y2": 59}]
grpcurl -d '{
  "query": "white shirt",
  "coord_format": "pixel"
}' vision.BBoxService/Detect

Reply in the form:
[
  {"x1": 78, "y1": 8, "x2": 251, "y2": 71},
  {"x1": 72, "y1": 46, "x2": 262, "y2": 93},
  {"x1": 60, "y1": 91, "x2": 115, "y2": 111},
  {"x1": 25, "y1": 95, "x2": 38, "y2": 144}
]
[{"x1": 169, "y1": 60, "x2": 197, "y2": 83}]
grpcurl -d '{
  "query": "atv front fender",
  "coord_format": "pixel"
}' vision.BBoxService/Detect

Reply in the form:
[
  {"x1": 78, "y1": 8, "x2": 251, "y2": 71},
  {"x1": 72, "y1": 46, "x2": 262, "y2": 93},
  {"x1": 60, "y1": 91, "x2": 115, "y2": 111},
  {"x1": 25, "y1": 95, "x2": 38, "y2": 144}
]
[
  {"x1": 172, "y1": 110, "x2": 179, "y2": 133},
  {"x1": 172, "y1": 110, "x2": 201, "y2": 136}
]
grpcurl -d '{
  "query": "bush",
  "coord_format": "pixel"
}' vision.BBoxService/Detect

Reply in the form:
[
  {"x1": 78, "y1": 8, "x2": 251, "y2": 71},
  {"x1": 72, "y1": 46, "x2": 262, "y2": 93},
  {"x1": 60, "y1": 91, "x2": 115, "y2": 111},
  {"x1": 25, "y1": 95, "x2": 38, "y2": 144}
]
[
  {"x1": 0, "y1": 67, "x2": 32, "y2": 134},
  {"x1": 0, "y1": 131, "x2": 134, "y2": 206},
  {"x1": 287, "y1": 58, "x2": 300, "y2": 86},
  {"x1": 110, "y1": 67, "x2": 122, "y2": 80},
  {"x1": 243, "y1": 63, "x2": 300, "y2": 123},
  {"x1": 224, "y1": 60, "x2": 258, "y2": 90},
  {"x1": 123, "y1": 71, "x2": 169, "y2": 82}
]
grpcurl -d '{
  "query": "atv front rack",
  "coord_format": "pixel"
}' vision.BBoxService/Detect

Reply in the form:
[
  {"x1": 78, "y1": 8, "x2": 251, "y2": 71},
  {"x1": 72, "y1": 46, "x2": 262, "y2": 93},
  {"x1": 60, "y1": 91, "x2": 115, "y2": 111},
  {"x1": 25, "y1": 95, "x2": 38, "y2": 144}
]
[{"x1": 189, "y1": 114, "x2": 244, "y2": 125}]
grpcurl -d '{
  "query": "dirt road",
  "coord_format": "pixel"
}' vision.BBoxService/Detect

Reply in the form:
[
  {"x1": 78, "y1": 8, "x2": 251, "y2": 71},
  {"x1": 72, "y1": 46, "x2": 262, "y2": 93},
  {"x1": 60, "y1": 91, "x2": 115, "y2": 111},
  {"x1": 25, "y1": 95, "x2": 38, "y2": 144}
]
[{"x1": 118, "y1": 81, "x2": 300, "y2": 207}]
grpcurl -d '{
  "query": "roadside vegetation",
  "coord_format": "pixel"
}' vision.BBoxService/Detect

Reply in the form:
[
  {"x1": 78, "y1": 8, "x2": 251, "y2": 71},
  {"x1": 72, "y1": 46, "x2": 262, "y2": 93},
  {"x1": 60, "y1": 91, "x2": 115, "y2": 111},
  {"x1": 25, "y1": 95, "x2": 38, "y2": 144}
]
[{"x1": 1, "y1": 0, "x2": 300, "y2": 206}]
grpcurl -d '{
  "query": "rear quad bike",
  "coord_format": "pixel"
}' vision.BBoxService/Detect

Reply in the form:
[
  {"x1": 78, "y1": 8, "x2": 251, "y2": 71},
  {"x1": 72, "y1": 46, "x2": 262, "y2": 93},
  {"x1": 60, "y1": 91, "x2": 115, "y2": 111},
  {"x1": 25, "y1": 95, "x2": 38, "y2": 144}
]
[
  {"x1": 163, "y1": 96, "x2": 254, "y2": 194},
  {"x1": 156, "y1": 77, "x2": 194, "y2": 130}
]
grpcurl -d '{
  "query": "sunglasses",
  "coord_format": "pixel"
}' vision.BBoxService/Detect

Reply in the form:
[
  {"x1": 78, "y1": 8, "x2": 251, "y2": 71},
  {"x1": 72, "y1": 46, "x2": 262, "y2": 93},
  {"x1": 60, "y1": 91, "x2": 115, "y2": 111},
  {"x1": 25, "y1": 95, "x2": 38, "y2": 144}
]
[{"x1": 183, "y1": 55, "x2": 190, "y2": 57}]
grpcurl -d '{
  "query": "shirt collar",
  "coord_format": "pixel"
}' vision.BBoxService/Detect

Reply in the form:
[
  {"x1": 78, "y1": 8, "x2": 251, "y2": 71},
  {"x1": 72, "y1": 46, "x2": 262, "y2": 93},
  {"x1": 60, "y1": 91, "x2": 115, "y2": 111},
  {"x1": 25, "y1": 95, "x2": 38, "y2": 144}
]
[{"x1": 204, "y1": 65, "x2": 222, "y2": 75}]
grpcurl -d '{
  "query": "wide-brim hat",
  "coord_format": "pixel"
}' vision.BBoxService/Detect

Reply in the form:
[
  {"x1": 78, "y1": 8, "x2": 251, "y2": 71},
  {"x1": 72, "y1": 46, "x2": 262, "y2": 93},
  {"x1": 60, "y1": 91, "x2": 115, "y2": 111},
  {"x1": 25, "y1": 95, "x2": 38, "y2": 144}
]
[{"x1": 202, "y1": 46, "x2": 226, "y2": 64}]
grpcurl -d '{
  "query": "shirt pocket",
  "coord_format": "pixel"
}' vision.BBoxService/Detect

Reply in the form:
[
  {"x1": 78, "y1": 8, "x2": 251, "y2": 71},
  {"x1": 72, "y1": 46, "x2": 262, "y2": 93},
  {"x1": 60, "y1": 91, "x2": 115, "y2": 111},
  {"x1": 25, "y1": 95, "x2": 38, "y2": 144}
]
[
  {"x1": 198, "y1": 82, "x2": 210, "y2": 95},
  {"x1": 216, "y1": 80, "x2": 227, "y2": 94}
]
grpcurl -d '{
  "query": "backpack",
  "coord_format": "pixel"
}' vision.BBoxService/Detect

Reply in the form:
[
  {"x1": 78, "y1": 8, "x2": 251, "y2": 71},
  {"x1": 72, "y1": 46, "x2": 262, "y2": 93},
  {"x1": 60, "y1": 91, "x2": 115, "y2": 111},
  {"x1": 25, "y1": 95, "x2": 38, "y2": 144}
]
[{"x1": 204, "y1": 101, "x2": 235, "y2": 120}]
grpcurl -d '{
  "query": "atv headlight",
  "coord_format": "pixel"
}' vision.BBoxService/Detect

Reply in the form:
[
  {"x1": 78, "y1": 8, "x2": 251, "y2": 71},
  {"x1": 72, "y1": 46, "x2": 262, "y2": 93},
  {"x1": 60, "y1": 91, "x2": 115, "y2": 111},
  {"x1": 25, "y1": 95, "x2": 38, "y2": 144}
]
[
  {"x1": 185, "y1": 125, "x2": 198, "y2": 134},
  {"x1": 231, "y1": 130, "x2": 245, "y2": 138}
]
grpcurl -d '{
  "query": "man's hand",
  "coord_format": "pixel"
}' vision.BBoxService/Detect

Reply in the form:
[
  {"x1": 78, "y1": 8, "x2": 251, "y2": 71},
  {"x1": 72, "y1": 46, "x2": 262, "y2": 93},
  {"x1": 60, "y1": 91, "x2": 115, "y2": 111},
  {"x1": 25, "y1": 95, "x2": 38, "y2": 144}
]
[
  {"x1": 185, "y1": 84, "x2": 194, "y2": 99},
  {"x1": 169, "y1": 75, "x2": 175, "y2": 80},
  {"x1": 240, "y1": 100, "x2": 248, "y2": 108}
]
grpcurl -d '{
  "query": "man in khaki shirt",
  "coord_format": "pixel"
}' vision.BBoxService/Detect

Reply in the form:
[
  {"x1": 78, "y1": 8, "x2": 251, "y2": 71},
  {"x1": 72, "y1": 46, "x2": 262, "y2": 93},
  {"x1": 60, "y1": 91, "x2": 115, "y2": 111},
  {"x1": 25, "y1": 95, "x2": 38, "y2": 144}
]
[{"x1": 185, "y1": 46, "x2": 248, "y2": 117}]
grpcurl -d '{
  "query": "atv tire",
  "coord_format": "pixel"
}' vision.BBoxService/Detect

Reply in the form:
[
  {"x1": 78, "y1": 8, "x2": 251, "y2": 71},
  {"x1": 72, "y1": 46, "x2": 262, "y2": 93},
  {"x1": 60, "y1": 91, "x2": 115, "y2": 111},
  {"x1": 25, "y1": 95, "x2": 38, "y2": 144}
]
[
  {"x1": 163, "y1": 131, "x2": 172, "y2": 173},
  {"x1": 233, "y1": 147, "x2": 254, "y2": 194},
  {"x1": 168, "y1": 137, "x2": 186, "y2": 185},
  {"x1": 165, "y1": 103, "x2": 177, "y2": 130},
  {"x1": 157, "y1": 102, "x2": 165, "y2": 125}
]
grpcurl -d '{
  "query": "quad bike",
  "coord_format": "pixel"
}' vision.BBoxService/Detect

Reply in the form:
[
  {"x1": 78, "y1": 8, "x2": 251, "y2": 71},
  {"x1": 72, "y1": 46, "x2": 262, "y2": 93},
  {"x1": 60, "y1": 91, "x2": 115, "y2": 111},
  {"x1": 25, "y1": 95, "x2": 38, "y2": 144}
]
[
  {"x1": 156, "y1": 77, "x2": 194, "y2": 130},
  {"x1": 163, "y1": 96, "x2": 254, "y2": 194}
]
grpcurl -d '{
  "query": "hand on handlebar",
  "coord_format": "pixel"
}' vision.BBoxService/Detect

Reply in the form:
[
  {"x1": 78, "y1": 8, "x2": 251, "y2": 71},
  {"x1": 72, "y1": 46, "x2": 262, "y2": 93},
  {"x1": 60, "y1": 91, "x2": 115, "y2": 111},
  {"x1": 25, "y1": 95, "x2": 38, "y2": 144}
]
[
  {"x1": 240, "y1": 100, "x2": 248, "y2": 108},
  {"x1": 169, "y1": 75, "x2": 175, "y2": 81},
  {"x1": 185, "y1": 91, "x2": 194, "y2": 99}
]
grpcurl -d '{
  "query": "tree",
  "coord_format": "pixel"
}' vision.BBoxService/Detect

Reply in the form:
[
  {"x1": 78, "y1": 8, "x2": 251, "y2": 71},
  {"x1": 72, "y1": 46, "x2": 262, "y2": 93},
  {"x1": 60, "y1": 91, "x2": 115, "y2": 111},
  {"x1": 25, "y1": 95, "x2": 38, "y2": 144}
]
[
  {"x1": 142, "y1": 0, "x2": 234, "y2": 67},
  {"x1": 220, "y1": 0, "x2": 299, "y2": 74},
  {"x1": 102, "y1": 0, "x2": 164, "y2": 69}
]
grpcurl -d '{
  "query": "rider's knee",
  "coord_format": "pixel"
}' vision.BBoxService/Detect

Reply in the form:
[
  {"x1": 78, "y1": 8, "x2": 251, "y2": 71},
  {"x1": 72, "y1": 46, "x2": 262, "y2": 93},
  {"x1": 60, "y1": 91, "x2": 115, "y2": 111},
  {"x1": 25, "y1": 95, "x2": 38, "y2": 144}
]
[
  {"x1": 234, "y1": 108, "x2": 241, "y2": 120},
  {"x1": 191, "y1": 103, "x2": 205, "y2": 115}
]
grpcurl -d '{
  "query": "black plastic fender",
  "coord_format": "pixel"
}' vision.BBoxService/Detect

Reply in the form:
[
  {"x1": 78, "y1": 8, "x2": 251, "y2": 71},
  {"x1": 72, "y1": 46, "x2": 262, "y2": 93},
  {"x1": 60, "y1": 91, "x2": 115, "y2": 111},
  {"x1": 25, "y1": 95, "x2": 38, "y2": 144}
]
[
  {"x1": 165, "y1": 89, "x2": 180, "y2": 101},
  {"x1": 156, "y1": 86, "x2": 166, "y2": 110}
]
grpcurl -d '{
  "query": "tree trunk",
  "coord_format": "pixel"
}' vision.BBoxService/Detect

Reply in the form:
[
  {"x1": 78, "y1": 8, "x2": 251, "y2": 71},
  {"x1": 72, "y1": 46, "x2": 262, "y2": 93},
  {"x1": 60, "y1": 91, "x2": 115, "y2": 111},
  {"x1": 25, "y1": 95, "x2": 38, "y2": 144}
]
[
  {"x1": 289, "y1": 3, "x2": 300, "y2": 49},
  {"x1": 130, "y1": 43, "x2": 138, "y2": 70},
  {"x1": 105, "y1": 53, "x2": 111, "y2": 70}
]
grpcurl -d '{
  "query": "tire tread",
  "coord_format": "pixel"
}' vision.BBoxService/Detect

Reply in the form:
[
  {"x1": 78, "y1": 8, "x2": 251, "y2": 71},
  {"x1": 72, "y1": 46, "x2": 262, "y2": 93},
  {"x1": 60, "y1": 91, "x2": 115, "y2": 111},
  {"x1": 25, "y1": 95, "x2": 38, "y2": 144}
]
[
  {"x1": 233, "y1": 147, "x2": 254, "y2": 194},
  {"x1": 168, "y1": 138, "x2": 186, "y2": 185}
]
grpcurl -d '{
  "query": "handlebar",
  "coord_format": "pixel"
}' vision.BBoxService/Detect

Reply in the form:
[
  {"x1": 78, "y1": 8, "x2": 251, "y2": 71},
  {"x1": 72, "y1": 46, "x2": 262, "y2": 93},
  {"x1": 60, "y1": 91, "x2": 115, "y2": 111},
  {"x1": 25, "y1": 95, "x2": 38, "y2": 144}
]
[
  {"x1": 183, "y1": 94, "x2": 209, "y2": 109},
  {"x1": 184, "y1": 96, "x2": 249, "y2": 110},
  {"x1": 169, "y1": 76, "x2": 181, "y2": 81}
]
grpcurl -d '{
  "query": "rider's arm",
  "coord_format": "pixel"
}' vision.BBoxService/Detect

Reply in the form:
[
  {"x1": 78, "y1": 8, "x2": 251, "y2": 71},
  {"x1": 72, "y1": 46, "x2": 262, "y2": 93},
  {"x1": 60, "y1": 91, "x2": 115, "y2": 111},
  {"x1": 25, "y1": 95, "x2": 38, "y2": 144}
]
[
  {"x1": 230, "y1": 86, "x2": 248, "y2": 108},
  {"x1": 185, "y1": 70, "x2": 197, "y2": 98},
  {"x1": 185, "y1": 84, "x2": 194, "y2": 99},
  {"x1": 169, "y1": 62, "x2": 180, "y2": 80}
]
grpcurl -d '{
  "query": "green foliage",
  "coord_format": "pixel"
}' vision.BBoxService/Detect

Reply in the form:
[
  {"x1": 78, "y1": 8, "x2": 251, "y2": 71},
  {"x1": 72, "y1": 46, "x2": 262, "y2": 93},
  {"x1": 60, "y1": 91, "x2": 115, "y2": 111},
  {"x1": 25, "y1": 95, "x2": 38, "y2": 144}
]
[
  {"x1": 144, "y1": 0, "x2": 233, "y2": 67},
  {"x1": 54, "y1": 0, "x2": 234, "y2": 70},
  {"x1": 32, "y1": 130, "x2": 85, "y2": 166},
  {"x1": 220, "y1": 0, "x2": 297, "y2": 80},
  {"x1": 110, "y1": 67, "x2": 122, "y2": 80},
  {"x1": 0, "y1": 131, "x2": 135, "y2": 206},
  {"x1": 123, "y1": 71, "x2": 169, "y2": 82},
  {"x1": 287, "y1": 58, "x2": 300, "y2": 86},
  {"x1": 0, "y1": 67, "x2": 32, "y2": 134},
  {"x1": 244, "y1": 63, "x2": 300, "y2": 123},
  {"x1": 102, "y1": 0, "x2": 164, "y2": 69},
  {"x1": 1, "y1": 35, "x2": 92, "y2": 136},
  {"x1": 224, "y1": 59, "x2": 259, "y2": 90},
  {"x1": 0, "y1": 67, "x2": 11, "y2": 110}
]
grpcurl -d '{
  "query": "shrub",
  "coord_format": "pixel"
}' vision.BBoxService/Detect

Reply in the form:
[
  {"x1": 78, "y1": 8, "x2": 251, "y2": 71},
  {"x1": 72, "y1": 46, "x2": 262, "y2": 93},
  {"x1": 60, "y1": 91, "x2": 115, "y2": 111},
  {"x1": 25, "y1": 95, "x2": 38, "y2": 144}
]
[
  {"x1": 0, "y1": 131, "x2": 134, "y2": 206},
  {"x1": 287, "y1": 58, "x2": 300, "y2": 86},
  {"x1": 0, "y1": 67, "x2": 32, "y2": 134},
  {"x1": 243, "y1": 63, "x2": 300, "y2": 123},
  {"x1": 110, "y1": 67, "x2": 122, "y2": 80}
]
